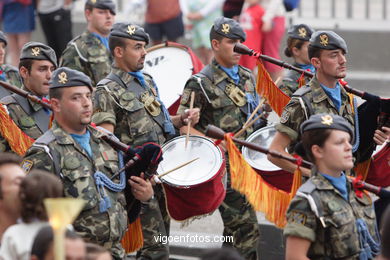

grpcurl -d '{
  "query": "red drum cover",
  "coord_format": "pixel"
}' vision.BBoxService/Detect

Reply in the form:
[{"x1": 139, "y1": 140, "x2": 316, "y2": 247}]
[{"x1": 365, "y1": 143, "x2": 390, "y2": 187}]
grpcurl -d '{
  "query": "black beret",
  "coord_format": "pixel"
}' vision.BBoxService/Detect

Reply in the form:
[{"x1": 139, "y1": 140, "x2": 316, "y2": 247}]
[
  {"x1": 109, "y1": 23, "x2": 150, "y2": 45},
  {"x1": 300, "y1": 113, "x2": 354, "y2": 140},
  {"x1": 50, "y1": 67, "x2": 93, "y2": 91},
  {"x1": 309, "y1": 31, "x2": 348, "y2": 53},
  {"x1": 0, "y1": 31, "x2": 7, "y2": 46},
  {"x1": 212, "y1": 17, "x2": 246, "y2": 42},
  {"x1": 85, "y1": 0, "x2": 116, "y2": 15},
  {"x1": 287, "y1": 24, "x2": 315, "y2": 41},
  {"x1": 20, "y1": 42, "x2": 57, "y2": 67}
]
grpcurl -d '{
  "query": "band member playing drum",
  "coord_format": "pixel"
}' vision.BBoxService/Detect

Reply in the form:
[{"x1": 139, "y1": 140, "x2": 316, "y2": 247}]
[
  {"x1": 92, "y1": 22, "x2": 199, "y2": 259},
  {"x1": 284, "y1": 113, "x2": 380, "y2": 260},
  {"x1": 268, "y1": 30, "x2": 390, "y2": 176},
  {"x1": 178, "y1": 17, "x2": 266, "y2": 260}
]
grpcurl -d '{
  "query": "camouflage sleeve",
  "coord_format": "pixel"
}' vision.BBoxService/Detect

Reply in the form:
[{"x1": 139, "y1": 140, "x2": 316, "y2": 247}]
[
  {"x1": 22, "y1": 145, "x2": 55, "y2": 174},
  {"x1": 7, "y1": 71, "x2": 23, "y2": 89},
  {"x1": 284, "y1": 195, "x2": 317, "y2": 242},
  {"x1": 60, "y1": 44, "x2": 90, "y2": 79},
  {"x1": 278, "y1": 79, "x2": 296, "y2": 97},
  {"x1": 0, "y1": 133, "x2": 11, "y2": 152},
  {"x1": 92, "y1": 86, "x2": 117, "y2": 126},
  {"x1": 177, "y1": 78, "x2": 206, "y2": 114},
  {"x1": 275, "y1": 98, "x2": 305, "y2": 142}
]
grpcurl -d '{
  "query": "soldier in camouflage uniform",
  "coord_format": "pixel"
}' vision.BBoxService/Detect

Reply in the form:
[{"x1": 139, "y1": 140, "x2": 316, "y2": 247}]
[
  {"x1": 22, "y1": 67, "x2": 154, "y2": 259},
  {"x1": 0, "y1": 42, "x2": 57, "y2": 153},
  {"x1": 178, "y1": 17, "x2": 265, "y2": 260},
  {"x1": 279, "y1": 24, "x2": 315, "y2": 97},
  {"x1": 268, "y1": 31, "x2": 390, "y2": 176},
  {"x1": 60, "y1": 0, "x2": 115, "y2": 87},
  {"x1": 92, "y1": 23, "x2": 199, "y2": 260},
  {"x1": 284, "y1": 113, "x2": 380, "y2": 259},
  {"x1": 0, "y1": 30, "x2": 23, "y2": 98}
]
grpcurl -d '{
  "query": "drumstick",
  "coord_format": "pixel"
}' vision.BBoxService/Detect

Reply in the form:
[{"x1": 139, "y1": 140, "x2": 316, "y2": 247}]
[
  {"x1": 243, "y1": 98, "x2": 266, "y2": 128},
  {"x1": 274, "y1": 76, "x2": 282, "y2": 86},
  {"x1": 234, "y1": 113, "x2": 264, "y2": 138},
  {"x1": 185, "y1": 91, "x2": 195, "y2": 149},
  {"x1": 157, "y1": 157, "x2": 199, "y2": 179}
]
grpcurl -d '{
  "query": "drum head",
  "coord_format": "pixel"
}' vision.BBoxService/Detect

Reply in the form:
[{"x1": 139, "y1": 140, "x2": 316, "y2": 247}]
[
  {"x1": 242, "y1": 125, "x2": 282, "y2": 172},
  {"x1": 158, "y1": 136, "x2": 224, "y2": 187},
  {"x1": 143, "y1": 46, "x2": 193, "y2": 109}
]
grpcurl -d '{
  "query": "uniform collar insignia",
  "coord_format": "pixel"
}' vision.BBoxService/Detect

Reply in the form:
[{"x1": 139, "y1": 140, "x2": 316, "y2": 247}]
[{"x1": 221, "y1": 24, "x2": 230, "y2": 34}]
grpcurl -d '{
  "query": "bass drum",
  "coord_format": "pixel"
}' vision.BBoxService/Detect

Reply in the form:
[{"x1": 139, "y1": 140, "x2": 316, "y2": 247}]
[
  {"x1": 143, "y1": 42, "x2": 203, "y2": 115},
  {"x1": 157, "y1": 135, "x2": 226, "y2": 221},
  {"x1": 242, "y1": 125, "x2": 293, "y2": 192}
]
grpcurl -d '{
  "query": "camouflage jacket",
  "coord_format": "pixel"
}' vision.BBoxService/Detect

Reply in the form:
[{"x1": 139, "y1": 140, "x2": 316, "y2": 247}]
[
  {"x1": 92, "y1": 67, "x2": 166, "y2": 146},
  {"x1": 23, "y1": 122, "x2": 128, "y2": 258},
  {"x1": 284, "y1": 169, "x2": 379, "y2": 259},
  {"x1": 60, "y1": 31, "x2": 112, "y2": 87},
  {"x1": 0, "y1": 64, "x2": 23, "y2": 99},
  {"x1": 279, "y1": 64, "x2": 312, "y2": 97},
  {"x1": 0, "y1": 90, "x2": 50, "y2": 152},
  {"x1": 276, "y1": 76, "x2": 355, "y2": 151},
  {"x1": 177, "y1": 60, "x2": 258, "y2": 140}
]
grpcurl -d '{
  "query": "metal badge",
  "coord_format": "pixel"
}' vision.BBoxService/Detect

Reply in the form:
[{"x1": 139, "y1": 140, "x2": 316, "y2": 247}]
[
  {"x1": 225, "y1": 84, "x2": 247, "y2": 107},
  {"x1": 141, "y1": 92, "x2": 161, "y2": 117},
  {"x1": 31, "y1": 47, "x2": 40, "y2": 57},
  {"x1": 320, "y1": 34, "x2": 329, "y2": 46},
  {"x1": 298, "y1": 27, "x2": 307, "y2": 38}
]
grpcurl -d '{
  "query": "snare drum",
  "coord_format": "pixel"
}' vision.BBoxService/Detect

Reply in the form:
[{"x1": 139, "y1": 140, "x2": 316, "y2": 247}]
[
  {"x1": 157, "y1": 135, "x2": 226, "y2": 221},
  {"x1": 143, "y1": 42, "x2": 203, "y2": 115},
  {"x1": 242, "y1": 125, "x2": 293, "y2": 192}
]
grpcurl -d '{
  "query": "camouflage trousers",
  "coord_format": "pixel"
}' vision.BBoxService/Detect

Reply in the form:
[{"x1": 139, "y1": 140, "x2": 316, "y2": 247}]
[
  {"x1": 136, "y1": 184, "x2": 170, "y2": 260},
  {"x1": 218, "y1": 157, "x2": 260, "y2": 260}
]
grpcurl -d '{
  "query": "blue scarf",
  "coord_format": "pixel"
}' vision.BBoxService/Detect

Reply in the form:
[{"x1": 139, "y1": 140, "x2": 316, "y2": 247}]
[
  {"x1": 219, "y1": 65, "x2": 240, "y2": 84},
  {"x1": 0, "y1": 66, "x2": 6, "y2": 82},
  {"x1": 70, "y1": 130, "x2": 92, "y2": 158},
  {"x1": 321, "y1": 172, "x2": 348, "y2": 201},
  {"x1": 92, "y1": 33, "x2": 109, "y2": 50},
  {"x1": 128, "y1": 71, "x2": 146, "y2": 87},
  {"x1": 297, "y1": 63, "x2": 316, "y2": 73},
  {"x1": 321, "y1": 82, "x2": 342, "y2": 112}
]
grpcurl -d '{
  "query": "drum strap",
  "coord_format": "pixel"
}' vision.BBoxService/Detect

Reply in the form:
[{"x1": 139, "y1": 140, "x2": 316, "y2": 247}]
[
  {"x1": 198, "y1": 65, "x2": 250, "y2": 117},
  {"x1": 104, "y1": 73, "x2": 170, "y2": 134}
]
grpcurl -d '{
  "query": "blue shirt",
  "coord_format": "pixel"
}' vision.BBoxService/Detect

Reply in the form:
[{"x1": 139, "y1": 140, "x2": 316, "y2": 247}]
[
  {"x1": 92, "y1": 33, "x2": 109, "y2": 50},
  {"x1": 321, "y1": 172, "x2": 349, "y2": 201},
  {"x1": 219, "y1": 65, "x2": 240, "y2": 84},
  {"x1": 70, "y1": 130, "x2": 92, "y2": 158},
  {"x1": 128, "y1": 71, "x2": 146, "y2": 87},
  {"x1": 320, "y1": 82, "x2": 342, "y2": 112}
]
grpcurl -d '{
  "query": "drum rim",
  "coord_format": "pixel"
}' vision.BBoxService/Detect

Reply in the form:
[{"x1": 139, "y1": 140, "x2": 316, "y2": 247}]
[
  {"x1": 242, "y1": 125, "x2": 282, "y2": 172},
  {"x1": 158, "y1": 135, "x2": 225, "y2": 188}
]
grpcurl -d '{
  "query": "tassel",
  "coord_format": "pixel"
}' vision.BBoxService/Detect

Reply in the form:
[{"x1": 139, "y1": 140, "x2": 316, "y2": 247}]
[
  {"x1": 0, "y1": 105, "x2": 34, "y2": 155},
  {"x1": 225, "y1": 134, "x2": 301, "y2": 228},
  {"x1": 99, "y1": 197, "x2": 108, "y2": 213},
  {"x1": 354, "y1": 158, "x2": 372, "y2": 181},
  {"x1": 48, "y1": 113, "x2": 54, "y2": 129},
  {"x1": 256, "y1": 62, "x2": 290, "y2": 116},
  {"x1": 297, "y1": 72, "x2": 306, "y2": 88},
  {"x1": 121, "y1": 217, "x2": 144, "y2": 252}
]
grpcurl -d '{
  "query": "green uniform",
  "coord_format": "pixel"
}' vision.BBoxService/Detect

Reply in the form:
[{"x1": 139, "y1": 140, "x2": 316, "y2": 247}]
[
  {"x1": 60, "y1": 31, "x2": 112, "y2": 87},
  {"x1": 0, "y1": 64, "x2": 23, "y2": 98},
  {"x1": 93, "y1": 66, "x2": 170, "y2": 259},
  {"x1": 178, "y1": 60, "x2": 260, "y2": 260},
  {"x1": 0, "y1": 89, "x2": 50, "y2": 152},
  {"x1": 284, "y1": 168, "x2": 379, "y2": 259},
  {"x1": 23, "y1": 122, "x2": 128, "y2": 259},
  {"x1": 279, "y1": 64, "x2": 312, "y2": 97},
  {"x1": 276, "y1": 76, "x2": 355, "y2": 152}
]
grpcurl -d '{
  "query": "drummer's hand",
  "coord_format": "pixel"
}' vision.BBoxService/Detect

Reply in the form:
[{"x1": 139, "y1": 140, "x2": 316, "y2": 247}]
[
  {"x1": 374, "y1": 126, "x2": 390, "y2": 145},
  {"x1": 129, "y1": 173, "x2": 154, "y2": 202},
  {"x1": 183, "y1": 108, "x2": 200, "y2": 125}
]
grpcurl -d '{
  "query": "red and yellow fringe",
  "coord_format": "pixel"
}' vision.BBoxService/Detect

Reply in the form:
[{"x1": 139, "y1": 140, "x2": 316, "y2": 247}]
[
  {"x1": 256, "y1": 62, "x2": 290, "y2": 116},
  {"x1": 225, "y1": 134, "x2": 301, "y2": 228},
  {"x1": 297, "y1": 72, "x2": 306, "y2": 88},
  {"x1": 121, "y1": 217, "x2": 144, "y2": 253},
  {"x1": 0, "y1": 105, "x2": 34, "y2": 155},
  {"x1": 354, "y1": 158, "x2": 372, "y2": 180}
]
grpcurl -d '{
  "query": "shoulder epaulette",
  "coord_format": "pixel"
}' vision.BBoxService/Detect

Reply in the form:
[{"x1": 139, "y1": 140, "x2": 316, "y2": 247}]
[
  {"x1": 297, "y1": 179, "x2": 316, "y2": 194},
  {"x1": 0, "y1": 95, "x2": 17, "y2": 105},
  {"x1": 35, "y1": 130, "x2": 56, "y2": 145},
  {"x1": 68, "y1": 35, "x2": 88, "y2": 63}
]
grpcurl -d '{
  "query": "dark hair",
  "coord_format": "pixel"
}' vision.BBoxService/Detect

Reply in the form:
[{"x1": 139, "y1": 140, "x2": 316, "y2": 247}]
[
  {"x1": 20, "y1": 170, "x2": 63, "y2": 223},
  {"x1": 209, "y1": 27, "x2": 224, "y2": 47},
  {"x1": 86, "y1": 243, "x2": 110, "y2": 260},
  {"x1": 18, "y1": 59, "x2": 34, "y2": 73},
  {"x1": 84, "y1": 3, "x2": 93, "y2": 12},
  {"x1": 284, "y1": 38, "x2": 306, "y2": 58},
  {"x1": 301, "y1": 129, "x2": 332, "y2": 162},
  {"x1": 308, "y1": 45, "x2": 323, "y2": 60},
  {"x1": 201, "y1": 247, "x2": 244, "y2": 260},
  {"x1": 109, "y1": 35, "x2": 127, "y2": 56},
  {"x1": 0, "y1": 152, "x2": 22, "y2": 199},
  {"x1": 49, "y1": 87, "x2": 64, "y2": 100}
]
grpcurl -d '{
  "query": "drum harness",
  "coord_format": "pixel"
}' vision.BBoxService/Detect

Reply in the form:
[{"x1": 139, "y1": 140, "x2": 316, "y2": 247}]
[{"x1": 296, "y1": 179, "x2": 381, "y2": 259}]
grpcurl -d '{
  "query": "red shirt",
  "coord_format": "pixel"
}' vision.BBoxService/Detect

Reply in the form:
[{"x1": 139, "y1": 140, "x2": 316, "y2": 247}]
[{"x1": 145, "y1": 0, "x2": 181, "y2": 24}]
